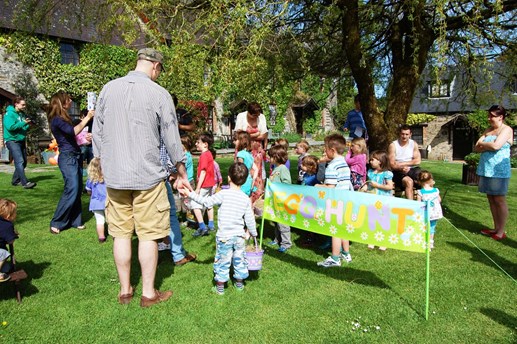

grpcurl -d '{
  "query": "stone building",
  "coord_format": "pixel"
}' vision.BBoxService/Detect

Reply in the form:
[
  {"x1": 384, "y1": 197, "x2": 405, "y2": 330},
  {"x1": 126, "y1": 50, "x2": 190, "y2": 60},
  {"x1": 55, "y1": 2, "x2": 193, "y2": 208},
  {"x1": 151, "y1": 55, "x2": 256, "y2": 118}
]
[{"x1": 409, "y1": 63, "x2": 517, "y2": 161}]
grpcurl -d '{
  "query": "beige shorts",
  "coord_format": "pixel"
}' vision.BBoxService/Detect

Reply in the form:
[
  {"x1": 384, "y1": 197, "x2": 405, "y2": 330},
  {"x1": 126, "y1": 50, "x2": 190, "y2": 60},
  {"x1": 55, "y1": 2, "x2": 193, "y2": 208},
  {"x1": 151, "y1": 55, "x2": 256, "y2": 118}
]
[{"x1": 106, "y1": 181, "x2": 170, "y2": 241}]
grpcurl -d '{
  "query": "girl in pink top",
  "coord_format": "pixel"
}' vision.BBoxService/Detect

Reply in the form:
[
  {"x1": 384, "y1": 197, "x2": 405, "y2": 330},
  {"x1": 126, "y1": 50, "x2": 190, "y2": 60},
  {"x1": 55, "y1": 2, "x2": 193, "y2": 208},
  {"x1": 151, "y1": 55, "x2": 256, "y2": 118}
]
[{"x1": 345, "y1": 137, "x2": 367, "y2": 190}]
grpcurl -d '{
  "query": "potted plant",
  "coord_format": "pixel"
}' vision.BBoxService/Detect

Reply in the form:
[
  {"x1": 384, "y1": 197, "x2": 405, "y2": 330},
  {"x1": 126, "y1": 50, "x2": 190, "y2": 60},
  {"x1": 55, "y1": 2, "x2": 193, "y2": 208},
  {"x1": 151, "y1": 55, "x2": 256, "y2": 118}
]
[{"x1": 462, "y1": 152, "x2": 480, "y2": 185}]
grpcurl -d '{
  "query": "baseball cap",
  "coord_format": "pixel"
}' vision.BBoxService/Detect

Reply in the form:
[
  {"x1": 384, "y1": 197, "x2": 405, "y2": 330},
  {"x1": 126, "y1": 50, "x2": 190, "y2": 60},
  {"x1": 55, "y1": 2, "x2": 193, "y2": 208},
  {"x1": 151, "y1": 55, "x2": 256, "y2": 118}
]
[{"x1": 137, "y1": 48, "x2": 165, "y2": 70}]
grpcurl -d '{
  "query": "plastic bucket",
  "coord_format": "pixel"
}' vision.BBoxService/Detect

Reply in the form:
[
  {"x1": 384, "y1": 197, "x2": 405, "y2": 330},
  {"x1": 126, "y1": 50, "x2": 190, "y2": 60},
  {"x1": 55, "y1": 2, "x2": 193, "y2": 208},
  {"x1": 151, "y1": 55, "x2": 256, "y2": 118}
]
[{"x1": 245, "y1": 238, "x2": 263, "y2": 271}]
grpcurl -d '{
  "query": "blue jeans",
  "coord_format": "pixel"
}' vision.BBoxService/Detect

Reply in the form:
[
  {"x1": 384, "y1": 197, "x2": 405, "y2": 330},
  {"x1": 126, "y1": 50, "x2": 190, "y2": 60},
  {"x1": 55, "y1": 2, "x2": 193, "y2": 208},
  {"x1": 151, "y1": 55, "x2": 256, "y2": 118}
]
[
  {"x1": 6, "y1": 140, "x2": 28, "y2": 185},
  {"x1": 50, "y1": 151, "x2": 83, "y2": 230},
  {"x1": 165, "y1": 180, "x2": 187, "y2": 262},
  {"x1": 213, "y1": 236, "x2": 248, "y2": 283}
]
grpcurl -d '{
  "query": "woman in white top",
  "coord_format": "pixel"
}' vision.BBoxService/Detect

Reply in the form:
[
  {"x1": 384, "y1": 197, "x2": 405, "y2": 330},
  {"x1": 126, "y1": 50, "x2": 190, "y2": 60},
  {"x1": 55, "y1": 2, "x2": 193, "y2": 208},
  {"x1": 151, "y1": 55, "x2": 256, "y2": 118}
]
[{"x1": 234, "y1": 102, "x2": 268, "y2": 203}]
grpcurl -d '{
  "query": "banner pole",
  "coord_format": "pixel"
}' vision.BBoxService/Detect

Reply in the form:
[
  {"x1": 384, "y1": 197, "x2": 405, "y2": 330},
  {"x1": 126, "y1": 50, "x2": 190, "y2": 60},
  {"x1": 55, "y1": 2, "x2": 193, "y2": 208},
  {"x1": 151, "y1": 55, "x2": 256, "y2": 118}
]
[
  {"x1": 259, "y1": 180, "x2": 268, "y2": 250},
  {"x1": 425, "y1": 201, "x2": 431, "y2": 320}
]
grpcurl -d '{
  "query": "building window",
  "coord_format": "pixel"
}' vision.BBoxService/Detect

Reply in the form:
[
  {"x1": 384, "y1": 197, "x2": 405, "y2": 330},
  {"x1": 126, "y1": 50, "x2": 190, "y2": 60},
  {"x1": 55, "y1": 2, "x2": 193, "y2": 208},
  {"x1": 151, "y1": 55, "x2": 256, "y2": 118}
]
[
  {"x1": 511, "y1": 75, "x2": 517, "y2": 94},
  {"x1": 69, "y1": 100, "x2": 80, "y2": 121},
  {"x1": 410, "y1": 126, "x2": 424, "y2": 145},
  {"x1": 427, "y1": 80, "x2": 451, "y2": 98},
  {"x1": 60, "y1": 43, "x2": 79, "y2": 65}
]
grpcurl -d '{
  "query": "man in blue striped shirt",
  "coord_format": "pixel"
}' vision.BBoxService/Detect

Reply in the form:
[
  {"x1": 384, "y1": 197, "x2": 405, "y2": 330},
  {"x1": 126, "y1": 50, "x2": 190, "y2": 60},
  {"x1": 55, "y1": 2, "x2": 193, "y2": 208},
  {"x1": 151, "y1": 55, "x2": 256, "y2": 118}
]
[{"x1": 93, "y1": 48, "x2": 190, "y2": 307}]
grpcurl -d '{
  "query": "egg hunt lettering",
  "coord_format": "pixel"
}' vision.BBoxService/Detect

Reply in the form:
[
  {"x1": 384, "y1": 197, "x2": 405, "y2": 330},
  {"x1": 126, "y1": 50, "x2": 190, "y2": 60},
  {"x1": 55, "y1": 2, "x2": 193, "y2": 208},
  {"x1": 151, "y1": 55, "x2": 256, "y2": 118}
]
[{"x1": 271, "y1": 191, "x2": 414, "y2": 234}]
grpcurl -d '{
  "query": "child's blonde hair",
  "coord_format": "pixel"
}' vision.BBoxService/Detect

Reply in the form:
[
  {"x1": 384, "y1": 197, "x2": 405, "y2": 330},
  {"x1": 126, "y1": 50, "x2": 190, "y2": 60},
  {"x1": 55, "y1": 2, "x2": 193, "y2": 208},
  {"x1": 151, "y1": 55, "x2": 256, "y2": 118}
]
[
  {"x1": 296, "y1": 140, "x2": 309, "y2": 153},
  {"x1": 87, "y1": 157, "x2": 104, "y2": 183},
  {"x1": 351, "y1": 137, "x2": 367, "y2": 154},
  {"x1": 235, "y1": 131, "x2": 251, "y2": 151},
  {"x1": 0, "y1": 199, "x2": 17, "y2": 221},
  {"x1": 369, "y1": 150, "x2": 390, "y2": 171},
  {"x1": 301, "y1": 155, "x2": 319, "y2": 175},
  {"x1": 275, "y1": 138, "x2": 289, "y2": 151},
  {"x1": 324, "y1": 134, "x2": 346, "y2": 155},
  {"x1": 417, "y1": 170, "x2": 434, "y2": 186}
]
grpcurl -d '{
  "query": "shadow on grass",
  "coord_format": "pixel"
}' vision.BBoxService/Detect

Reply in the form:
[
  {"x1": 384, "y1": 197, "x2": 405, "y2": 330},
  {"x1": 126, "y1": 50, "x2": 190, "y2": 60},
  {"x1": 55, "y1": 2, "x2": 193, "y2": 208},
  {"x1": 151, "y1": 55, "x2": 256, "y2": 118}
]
[
  {"x1": 0, "y1": 260, "x2": 50, "y2": 301},
  {"x1": 479, "y1": 308, "x2": 517, "y2": 330},
  {"x1": 29, "y1": 175, "x2": 55, "y2": 183},
  {"x1": 443, "y1": 201, "x2": 485, "y2": 235},
  {"x1": 265, "y1": 248, "x2": 390, "y2": 288},
  {"x1": 447, "y1": 241, "x2": 517, "y2": 280}
]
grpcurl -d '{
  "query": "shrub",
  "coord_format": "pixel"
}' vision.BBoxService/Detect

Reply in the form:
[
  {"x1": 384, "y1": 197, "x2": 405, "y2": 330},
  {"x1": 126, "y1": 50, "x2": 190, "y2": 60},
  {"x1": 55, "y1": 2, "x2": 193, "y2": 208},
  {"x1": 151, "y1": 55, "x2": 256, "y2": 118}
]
[{"x1": 464, "y1": 152, "x2": 481, "y2": 167}]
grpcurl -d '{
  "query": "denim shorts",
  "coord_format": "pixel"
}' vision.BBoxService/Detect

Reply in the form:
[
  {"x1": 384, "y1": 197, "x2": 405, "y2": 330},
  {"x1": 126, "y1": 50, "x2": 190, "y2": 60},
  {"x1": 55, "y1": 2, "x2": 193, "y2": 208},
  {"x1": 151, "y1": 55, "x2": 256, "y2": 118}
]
[{"x1": 478, "y1": 176, "x2": 509, "y2": 196}]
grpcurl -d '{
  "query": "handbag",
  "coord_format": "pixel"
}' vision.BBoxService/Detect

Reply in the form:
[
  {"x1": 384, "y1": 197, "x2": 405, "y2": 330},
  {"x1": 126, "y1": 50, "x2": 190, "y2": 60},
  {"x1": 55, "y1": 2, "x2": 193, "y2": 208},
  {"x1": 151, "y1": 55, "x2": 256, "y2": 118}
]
[{"x1": 1, "y1": 143, "x2": 10, "y2": 162}]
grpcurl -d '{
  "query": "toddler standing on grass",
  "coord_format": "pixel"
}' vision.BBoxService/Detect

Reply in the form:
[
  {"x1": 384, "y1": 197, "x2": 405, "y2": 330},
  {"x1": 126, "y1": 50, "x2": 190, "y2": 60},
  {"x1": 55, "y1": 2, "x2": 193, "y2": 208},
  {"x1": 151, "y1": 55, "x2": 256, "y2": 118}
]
[
  {"x1": 295, "y1": 139, "x2": 310, "y2": 184},
  {"x1": 180, "y1": 162, "x2": 257, "y2": 295},
  {"x1": 181, "y1": 136, "x2": 195, "y2": 224},
  {"x1": 85, "y1": 158, "x2": 107, "y2": 243},
  {"x1": 301, "y1": 155, "x2": 319, "y2": 187},
  {"x1": 317, "y1": 134, "x2": 353, "y2": 267},
  {"x1": 234, "y1": 131, "x2": 259, "y2": 196},
  {"x1": 365, "y1": 150, "x2": 394, "y2": 250},
  {"x1": 192, "y1": 132, "x2": 216, "y2": 237},
  {"x1": 269, "y1": 138, "x2": 291, "y2": 174},
  {"x1": 300, "y1": 155, "x2": 319, "y2": 247},
  {"x1": 268, "y1": 145, "x2": 292, "y2": 253},
  {"x1": 345, "y1": 137, "x2": 367, "y2": 190},
  {"x1": 416, "y1": 170, "x2": 443, "y2": 249},
  {"x1": 0, "y1": 199, "x2": 18, "y2": 282},
  {"x1": 211, "y1": 148, "x2": 223, "y2": 194}
]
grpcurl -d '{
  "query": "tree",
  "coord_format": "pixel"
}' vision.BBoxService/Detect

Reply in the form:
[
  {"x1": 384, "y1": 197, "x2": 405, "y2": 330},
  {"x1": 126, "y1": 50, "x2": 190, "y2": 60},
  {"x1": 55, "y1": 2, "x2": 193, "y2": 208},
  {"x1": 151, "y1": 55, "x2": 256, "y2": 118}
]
[
  {"x1": 13, "y1": 70, "x2": 46, "y2": 156},
  {"x1": 8, "y1": 0, "x2": 517, "y2": 150},
  {"x1": 282, "y1": 0, "x2": 517, "y2": 150}
]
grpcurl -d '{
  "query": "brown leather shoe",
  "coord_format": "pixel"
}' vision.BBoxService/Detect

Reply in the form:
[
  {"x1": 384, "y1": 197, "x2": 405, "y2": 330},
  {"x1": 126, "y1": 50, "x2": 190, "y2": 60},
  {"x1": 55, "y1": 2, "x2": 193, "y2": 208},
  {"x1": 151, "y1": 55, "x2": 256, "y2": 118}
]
[
  {"x1": 118, "y1": 286, "x2": 134, "y2": 305},
  {"x1": 175, "y1": 253, "x2": 197, "y2": 266},
  {"x1": 140, "y1": 290, "x2": 173, "y2": 308}
]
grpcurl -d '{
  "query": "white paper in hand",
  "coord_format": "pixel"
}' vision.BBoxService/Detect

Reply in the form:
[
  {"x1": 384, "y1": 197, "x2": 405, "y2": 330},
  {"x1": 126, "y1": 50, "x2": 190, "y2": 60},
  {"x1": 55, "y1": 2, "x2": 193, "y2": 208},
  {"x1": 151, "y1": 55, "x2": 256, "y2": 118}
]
[
  {"x1": 354, "y1": 127, "x2": 364, "y2": 138},
  {"x1": 87, "y1": 92, "x2": 97, "y2": 111}
]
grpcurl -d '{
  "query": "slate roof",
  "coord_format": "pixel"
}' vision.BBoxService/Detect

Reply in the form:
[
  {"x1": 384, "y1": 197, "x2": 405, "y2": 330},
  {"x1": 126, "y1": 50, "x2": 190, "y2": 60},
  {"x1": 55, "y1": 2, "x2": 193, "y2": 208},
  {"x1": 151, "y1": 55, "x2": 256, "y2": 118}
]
[
  {"x1": 410, "y1": 62, "x2": 517, "y2": 114},
  {"x1": 0, "y1": 0, "x2": 145, "y2": 46}
]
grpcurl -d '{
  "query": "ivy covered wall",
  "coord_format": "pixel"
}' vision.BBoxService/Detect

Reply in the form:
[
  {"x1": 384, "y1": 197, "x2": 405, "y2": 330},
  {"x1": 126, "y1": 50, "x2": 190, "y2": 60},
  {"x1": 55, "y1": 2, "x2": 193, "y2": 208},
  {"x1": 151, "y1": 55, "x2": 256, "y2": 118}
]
[{"x1": 0, "y1": 32, "x2": 350, "y2": 136}]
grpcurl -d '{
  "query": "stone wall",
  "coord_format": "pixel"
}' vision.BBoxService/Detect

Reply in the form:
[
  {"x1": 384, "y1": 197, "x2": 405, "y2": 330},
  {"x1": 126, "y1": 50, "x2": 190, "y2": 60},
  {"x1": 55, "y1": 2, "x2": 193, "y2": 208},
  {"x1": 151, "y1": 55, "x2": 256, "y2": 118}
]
[
  {"x1": 0, "y1": 46, "x2": 26, "y2": 95},
  {"x1": 423, "y1": 115, "x2": 455, "y2": 161}
]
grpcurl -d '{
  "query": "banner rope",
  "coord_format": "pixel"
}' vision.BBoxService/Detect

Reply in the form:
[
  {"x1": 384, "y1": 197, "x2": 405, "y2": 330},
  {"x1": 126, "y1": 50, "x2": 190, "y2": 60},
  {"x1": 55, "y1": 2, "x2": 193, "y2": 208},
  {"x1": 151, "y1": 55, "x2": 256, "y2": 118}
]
[{"x1": 442, "y1": 217, "x2": 517, "y2": 284}]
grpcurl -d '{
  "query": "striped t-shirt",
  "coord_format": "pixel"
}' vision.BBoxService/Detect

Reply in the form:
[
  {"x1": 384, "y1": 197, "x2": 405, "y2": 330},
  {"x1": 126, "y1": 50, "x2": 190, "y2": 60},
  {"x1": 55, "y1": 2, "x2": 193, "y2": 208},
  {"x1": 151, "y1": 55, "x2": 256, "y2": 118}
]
[
  {"x1": 324, "y1": 156, "x2": 352, "y2": 190},
  {"x1": 189, "y1": 188, "x2": 257, "y2": 239}
]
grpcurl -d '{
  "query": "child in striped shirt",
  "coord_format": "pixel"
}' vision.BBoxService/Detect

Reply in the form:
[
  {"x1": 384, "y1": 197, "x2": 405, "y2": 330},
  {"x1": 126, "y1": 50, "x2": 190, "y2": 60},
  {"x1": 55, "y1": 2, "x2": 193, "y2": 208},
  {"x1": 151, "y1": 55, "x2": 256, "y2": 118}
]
[
  {"x1": 317, "y1": 134, "x2": 353, "y2": 268},
  {"x1": 180, "y1": 162, "x2": 257, "y2": 295}
]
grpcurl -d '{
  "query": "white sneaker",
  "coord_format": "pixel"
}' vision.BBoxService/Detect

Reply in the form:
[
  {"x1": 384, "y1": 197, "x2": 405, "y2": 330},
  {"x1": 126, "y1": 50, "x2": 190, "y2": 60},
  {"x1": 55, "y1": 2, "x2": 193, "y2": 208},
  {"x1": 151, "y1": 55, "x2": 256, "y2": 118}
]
[
  {"x1": 317, "y1": 256, "x2": 341, "y2": 267},
  {"x1": 341, "y1": 253, "x2": 352, "y2": 263},
  {"x1": 157, "y1": 242, "x2": 171, "y2": 251}
]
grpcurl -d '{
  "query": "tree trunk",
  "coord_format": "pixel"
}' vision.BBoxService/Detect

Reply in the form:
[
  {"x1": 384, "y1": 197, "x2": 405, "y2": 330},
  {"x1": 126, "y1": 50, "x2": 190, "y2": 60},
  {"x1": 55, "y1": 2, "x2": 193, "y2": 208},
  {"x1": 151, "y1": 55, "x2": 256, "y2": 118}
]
[
  {"x1": 338, "y1": 1, "x2": 389, "y2": 151},
  {"x1": 338, "y1": 1, "x2": 436, "y2": 151}
]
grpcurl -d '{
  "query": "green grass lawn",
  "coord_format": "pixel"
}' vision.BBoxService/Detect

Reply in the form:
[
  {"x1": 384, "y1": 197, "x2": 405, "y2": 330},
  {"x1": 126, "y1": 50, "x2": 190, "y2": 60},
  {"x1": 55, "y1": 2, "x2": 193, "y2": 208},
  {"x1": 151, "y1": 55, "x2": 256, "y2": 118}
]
[{"x1": 0, "y1": 159, "x2": 516, "y2": 343}]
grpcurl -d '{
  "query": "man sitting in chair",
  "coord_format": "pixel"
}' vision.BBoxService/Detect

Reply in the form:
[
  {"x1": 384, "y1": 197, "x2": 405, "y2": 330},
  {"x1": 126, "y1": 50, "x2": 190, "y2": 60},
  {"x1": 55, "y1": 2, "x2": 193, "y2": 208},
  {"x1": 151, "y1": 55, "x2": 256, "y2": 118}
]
[{"x1": 388, "y1": 125, "x2": 421, "y2": 200}]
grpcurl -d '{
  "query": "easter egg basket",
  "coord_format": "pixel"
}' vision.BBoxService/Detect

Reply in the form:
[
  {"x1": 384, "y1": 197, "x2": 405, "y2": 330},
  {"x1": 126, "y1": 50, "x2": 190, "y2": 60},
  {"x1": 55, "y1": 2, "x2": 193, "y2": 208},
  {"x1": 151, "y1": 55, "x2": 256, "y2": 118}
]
[{"x1": 245, "y1": 237, "x2": 264, "y2": 271}]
